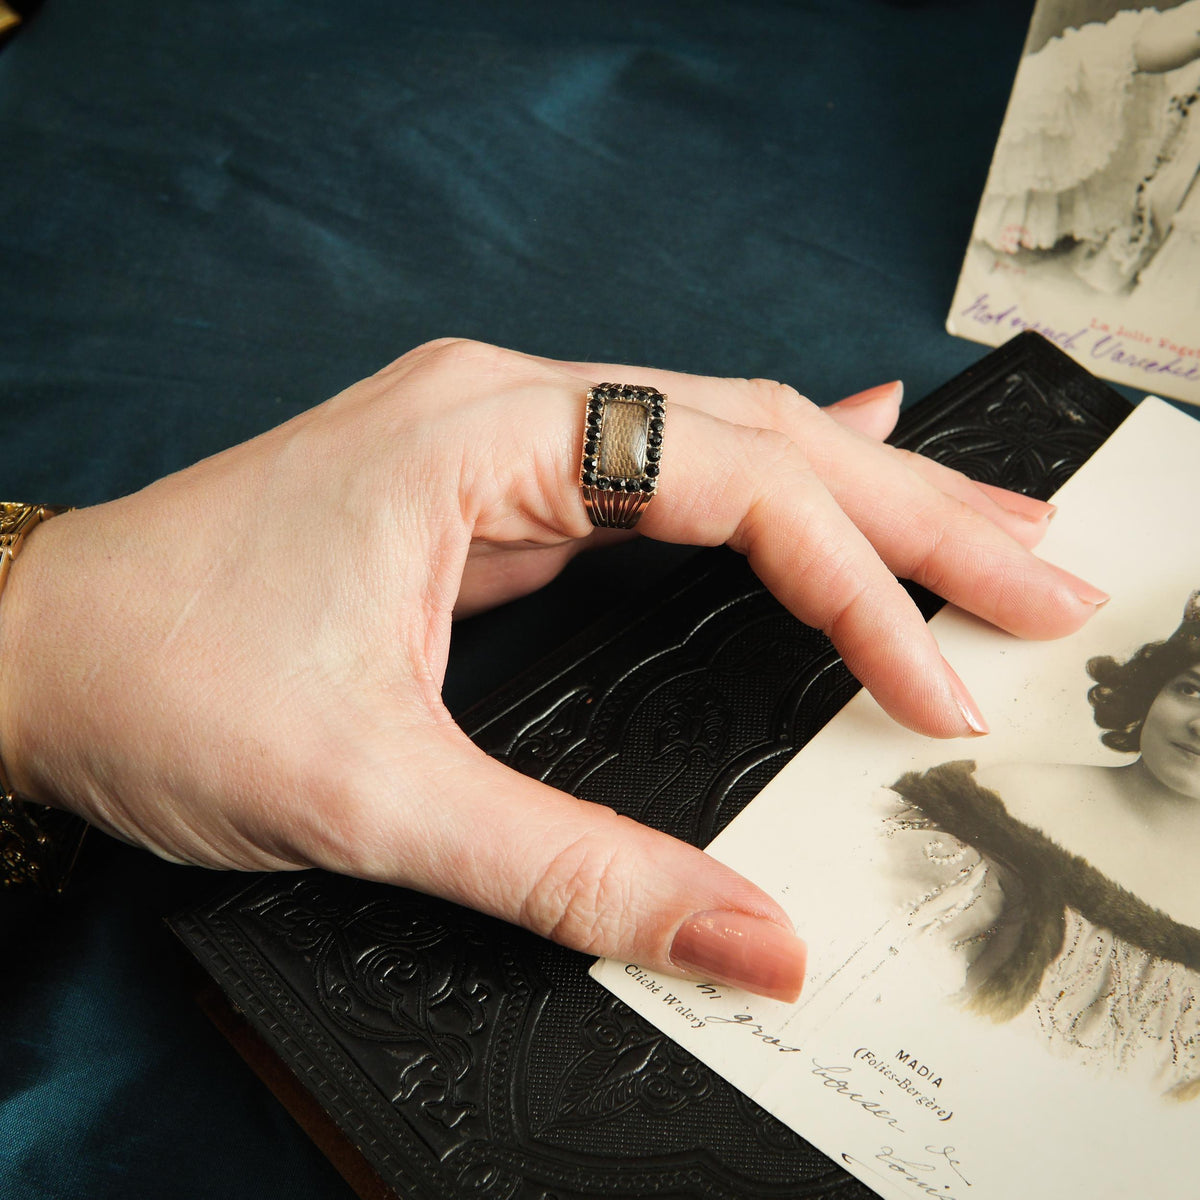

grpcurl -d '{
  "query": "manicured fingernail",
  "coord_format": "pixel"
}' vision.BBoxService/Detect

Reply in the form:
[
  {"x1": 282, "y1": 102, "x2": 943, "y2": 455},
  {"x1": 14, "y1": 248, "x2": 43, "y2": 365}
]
[
  {"x1": 837, "y1": 380, "x2": 903, "y2": 408},
  {"x1": 1057, "y1": 570, "x2": 1109, "y2": 608},
  {"x1": 974, "y1": 481, "x2": 1056, "y2": 523},
  {"x1": 943, "y1": 659, "x2": 989, "y2": 736},
  {"x1": 669, "y1": 910, "x2": 806, "y2": 1002}
]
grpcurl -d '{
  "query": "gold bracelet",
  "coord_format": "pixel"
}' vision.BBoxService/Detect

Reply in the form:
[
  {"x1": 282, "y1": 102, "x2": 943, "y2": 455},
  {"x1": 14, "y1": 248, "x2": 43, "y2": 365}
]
[
  {"x1": 0, "y1": 501, "x2": 84, "y2": 892},
  {"x1": 0, "y1": 502, "x2": 71, "y2": 600}
]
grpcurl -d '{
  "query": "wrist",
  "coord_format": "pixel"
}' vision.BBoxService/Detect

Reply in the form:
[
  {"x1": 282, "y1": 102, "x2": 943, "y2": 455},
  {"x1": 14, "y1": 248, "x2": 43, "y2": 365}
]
[
  {"x1": 0, "y1": 503, "x2": 89, "y2": 890},
  {"x1": 0, "y1": 504, "x2": 72, "y2": 804}
]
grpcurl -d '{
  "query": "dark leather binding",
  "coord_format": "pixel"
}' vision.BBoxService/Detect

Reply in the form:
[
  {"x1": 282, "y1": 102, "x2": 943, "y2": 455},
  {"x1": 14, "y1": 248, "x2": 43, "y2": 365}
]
[{"x1": 170, "y1": 333, "x2": 1132, "y2": 1200}]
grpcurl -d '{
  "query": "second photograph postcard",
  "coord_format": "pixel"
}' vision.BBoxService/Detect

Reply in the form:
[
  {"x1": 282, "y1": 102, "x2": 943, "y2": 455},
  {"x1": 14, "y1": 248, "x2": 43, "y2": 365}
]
[{"x1": 948, "y1": 1, "x2": 1200, "y2": 405}]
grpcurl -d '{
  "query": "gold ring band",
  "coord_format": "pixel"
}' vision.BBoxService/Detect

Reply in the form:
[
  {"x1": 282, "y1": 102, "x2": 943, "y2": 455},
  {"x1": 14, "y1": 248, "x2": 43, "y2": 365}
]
[{"x1": 579, "y1": 384, "x2": 665, "y2": 529}]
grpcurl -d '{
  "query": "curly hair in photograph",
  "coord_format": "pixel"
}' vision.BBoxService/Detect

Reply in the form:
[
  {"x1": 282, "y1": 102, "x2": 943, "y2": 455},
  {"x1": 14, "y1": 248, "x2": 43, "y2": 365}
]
[{"x1": 1087, "y1": 590, "x2": 1200, "y2": 752}]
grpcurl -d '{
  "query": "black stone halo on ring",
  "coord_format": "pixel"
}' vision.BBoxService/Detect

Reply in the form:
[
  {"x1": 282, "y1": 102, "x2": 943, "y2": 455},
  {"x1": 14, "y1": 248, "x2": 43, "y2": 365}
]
[{"x1": 579, "y1": 383, "x2": 666, "y2": 529}]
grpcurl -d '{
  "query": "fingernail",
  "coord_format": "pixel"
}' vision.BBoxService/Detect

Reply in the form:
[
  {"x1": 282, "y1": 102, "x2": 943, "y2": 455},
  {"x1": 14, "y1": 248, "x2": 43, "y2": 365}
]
[
  {"x1": 837, "y1": 380, "x2": 903, "y2": 409},
  {"x1": 974, "y1": 481, "x2": 1056, "y2": 523},
  {"x1": 1057, "y1": 569, "x2": 1110, "y2": 608},
  {"x1": 669, "y1": 911, "x2": 807, "y2": 1002},
  {"x1": 943, "y1": 658, "x2": 989, "y2": 736}
]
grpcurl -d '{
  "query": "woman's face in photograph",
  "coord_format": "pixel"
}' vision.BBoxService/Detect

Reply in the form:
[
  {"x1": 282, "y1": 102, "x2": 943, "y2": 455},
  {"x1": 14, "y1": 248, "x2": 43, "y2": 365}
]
[{"x1": 1139, "y1": 665, "x2": 1200, "y2": 800}]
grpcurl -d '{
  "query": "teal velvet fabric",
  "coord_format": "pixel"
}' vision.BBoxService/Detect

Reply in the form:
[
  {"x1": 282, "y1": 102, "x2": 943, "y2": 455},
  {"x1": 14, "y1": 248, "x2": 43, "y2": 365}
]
[{"x1": 2, "y1": 1, "x2": 1037, "y2": 1196}]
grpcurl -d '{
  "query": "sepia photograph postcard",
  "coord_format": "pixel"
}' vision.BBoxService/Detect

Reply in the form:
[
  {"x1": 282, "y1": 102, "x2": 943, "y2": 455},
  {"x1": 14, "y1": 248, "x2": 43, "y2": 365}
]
[
  {"x1": 593, "y1": 397, "x2": 1200, "y2": 1200},
  {"x1": 947, "y1": 1, "x2": 1200, "y2": 406}
]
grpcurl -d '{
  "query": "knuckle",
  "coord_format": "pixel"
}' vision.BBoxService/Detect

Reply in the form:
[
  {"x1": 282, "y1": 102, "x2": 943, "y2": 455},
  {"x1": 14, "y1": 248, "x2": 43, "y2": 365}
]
[
  {"x1": 896, "y1": 499, "x2": 972, "y2": 586},
  {"x1": 412, "y1": 335, "x2": 471, "y2": 357},
  {"x1": 377, "y1": 337, "x2": 515, "y2": 383},
  {"x1": 414, "y1": 336, "x2": 512, "y2": 377},
  {"x1": 742, "y1": 377, "x2": 815, "y2": 427},
  {"x1": 822, "y1": 575, "x2": 873, "y2": 643},
  {"x1": 420, "y1": 335, "x2": 488, "y2": 362},
  {"x1": 520, "y1": 830, "x2": 635, "y2": 954},
  {"x1": 725, "y1": 427, "x2": 813, "y2": 549},
  {"x1": 735, "y1": 424, "x2": 800, "y2": 477}
]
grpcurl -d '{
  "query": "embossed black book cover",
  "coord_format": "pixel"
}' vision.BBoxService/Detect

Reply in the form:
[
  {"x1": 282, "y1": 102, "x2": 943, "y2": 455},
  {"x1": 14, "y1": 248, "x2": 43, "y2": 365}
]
[{"x1": 171, "y1": 335, "x2": 1131, "y2": 1200}]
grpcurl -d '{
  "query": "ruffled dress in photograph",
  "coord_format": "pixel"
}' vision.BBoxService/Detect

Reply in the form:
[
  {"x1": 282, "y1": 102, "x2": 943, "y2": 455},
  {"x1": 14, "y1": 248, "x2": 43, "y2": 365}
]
[
  {"x1": 976, "y1": 7, "x2": 1200, "y2": 296},
  {"x1": 883, "y1": 760, "x2": 1200, "y2": 1100}
]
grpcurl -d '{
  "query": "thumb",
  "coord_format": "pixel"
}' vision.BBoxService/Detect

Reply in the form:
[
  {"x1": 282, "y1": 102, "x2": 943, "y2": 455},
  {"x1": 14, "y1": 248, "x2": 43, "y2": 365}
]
[{"x1": 342, "y1": 726, "x2": 806, "y2": 1002}]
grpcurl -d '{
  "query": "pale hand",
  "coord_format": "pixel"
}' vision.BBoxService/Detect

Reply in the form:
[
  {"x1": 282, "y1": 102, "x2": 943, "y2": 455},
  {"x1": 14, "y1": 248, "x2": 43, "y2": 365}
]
[{"x1": 0, "y1": 340, "x2": 1105, "y2": 1000}]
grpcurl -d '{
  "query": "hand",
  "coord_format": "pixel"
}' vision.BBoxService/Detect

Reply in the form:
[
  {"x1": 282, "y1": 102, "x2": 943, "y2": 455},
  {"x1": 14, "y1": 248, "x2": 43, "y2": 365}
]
[{"x1": 0, "y1": 339, "x2": 1101, "y2": 1000}]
